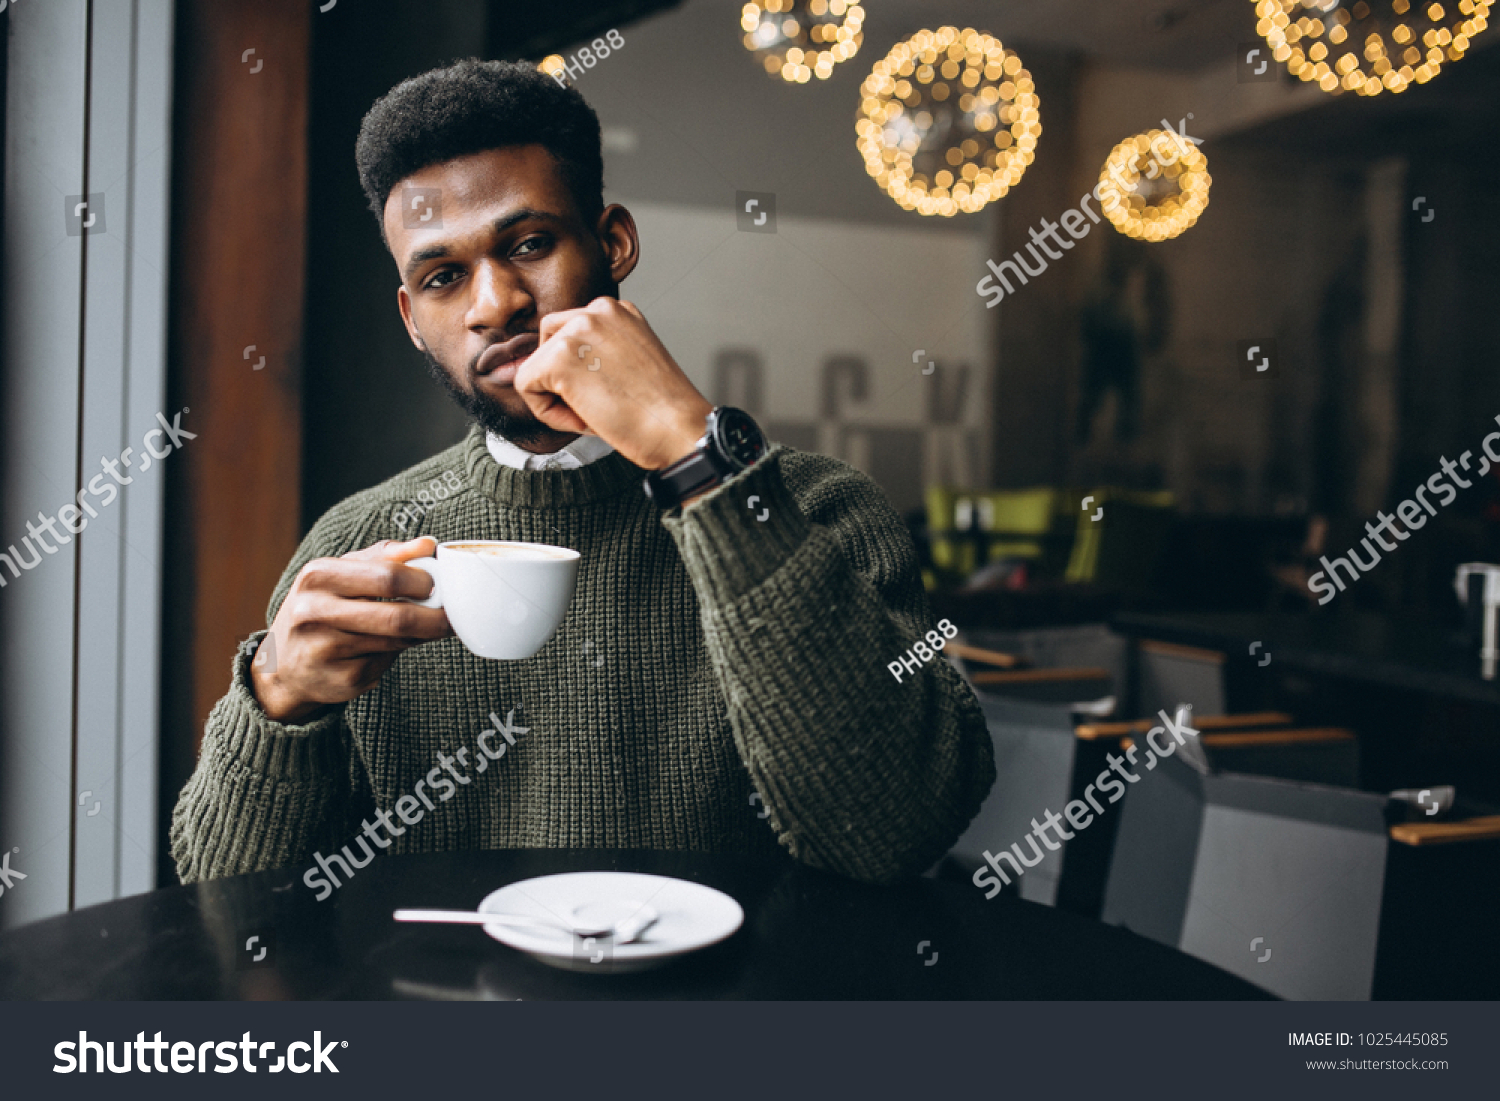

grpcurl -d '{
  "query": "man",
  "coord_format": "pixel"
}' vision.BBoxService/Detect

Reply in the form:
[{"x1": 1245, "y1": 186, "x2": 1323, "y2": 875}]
[{"x1": 172, "y1": 59, "x2": 994, "y2": 889}]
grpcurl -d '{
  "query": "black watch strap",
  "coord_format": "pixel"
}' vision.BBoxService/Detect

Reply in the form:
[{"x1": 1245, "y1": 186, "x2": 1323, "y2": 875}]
[
  {"x1": 644, "y1": 444, "x2": 730, "y2": 509},
  {"x1": 644, "y1": 407, "x2": 767, "y2": 509}
]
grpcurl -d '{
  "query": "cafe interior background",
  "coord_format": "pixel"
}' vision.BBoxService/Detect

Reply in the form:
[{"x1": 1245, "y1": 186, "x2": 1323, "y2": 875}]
[{"x1": 2, "y1": 0, "x2": 1498, "y2": 1000}]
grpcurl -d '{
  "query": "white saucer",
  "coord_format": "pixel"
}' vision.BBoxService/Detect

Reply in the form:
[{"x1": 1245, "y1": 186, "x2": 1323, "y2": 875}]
[{"x1": 478, "y1": 872, "x2": 744, "y2": 973}]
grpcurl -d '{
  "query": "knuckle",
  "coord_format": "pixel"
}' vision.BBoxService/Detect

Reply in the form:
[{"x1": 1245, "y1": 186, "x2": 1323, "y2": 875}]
[
  {"x1": 298, "y1": 559, "x2": 333, "y2": 588},
  {"x1": 373, "y1": 567, "x2": 403, "y2": 600},
  {"x1": 382, "y1": 603, "x2": 416, "y2": 636},
  {"x1": 288, "y1": 591, "x2": 320, "y2": 624},
  {"x1": 334, "y1": 665, "x2": 366, "y2": 693}
]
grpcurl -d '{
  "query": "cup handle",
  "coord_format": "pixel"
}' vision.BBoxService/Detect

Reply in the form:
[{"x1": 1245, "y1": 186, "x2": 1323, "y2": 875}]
[{"x1": 403, "y1": 557, "x2": 442, "y2": 609}]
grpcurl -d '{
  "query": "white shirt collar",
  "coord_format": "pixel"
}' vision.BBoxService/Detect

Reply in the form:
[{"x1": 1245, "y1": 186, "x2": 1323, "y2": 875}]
[{"x1": 485, "y1": 431, "x2": 615, "y2": 472}]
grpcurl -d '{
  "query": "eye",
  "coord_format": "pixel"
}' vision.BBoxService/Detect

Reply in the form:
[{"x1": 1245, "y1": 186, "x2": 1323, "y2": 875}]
[
  {"x1": 512, "y1": 234, "x2": 552, "y2": 258},
  {"x1": 422, "y1": 268, "x2": 462, "y2": 290}
]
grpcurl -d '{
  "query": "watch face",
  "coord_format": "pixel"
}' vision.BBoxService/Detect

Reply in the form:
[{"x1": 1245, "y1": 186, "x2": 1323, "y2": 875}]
[{"x1": 715, "y1": 407, "x2": 767, "y2": 469}]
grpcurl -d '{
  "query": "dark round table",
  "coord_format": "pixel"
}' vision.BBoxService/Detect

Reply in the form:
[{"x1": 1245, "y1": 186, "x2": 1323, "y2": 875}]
[{"x1": 0, "y1": 850, "x2": 1270, "y2": 999}]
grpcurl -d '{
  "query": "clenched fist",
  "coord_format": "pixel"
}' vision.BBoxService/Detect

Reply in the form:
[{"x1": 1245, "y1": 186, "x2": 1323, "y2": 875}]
[{"x1": 513, "y1": 297, "x2": 713, "y2": 472}]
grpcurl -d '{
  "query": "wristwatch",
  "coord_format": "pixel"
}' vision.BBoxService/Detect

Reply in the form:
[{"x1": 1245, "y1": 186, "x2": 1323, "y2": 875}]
[{"x1": 643, "y1": 406, "x2": 768, "y2": 509}]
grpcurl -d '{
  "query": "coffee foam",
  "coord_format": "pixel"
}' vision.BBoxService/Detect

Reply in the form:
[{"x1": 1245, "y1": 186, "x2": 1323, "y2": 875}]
[{"x1": 446, "y1": 542, "x2": 573, "y2": 560}]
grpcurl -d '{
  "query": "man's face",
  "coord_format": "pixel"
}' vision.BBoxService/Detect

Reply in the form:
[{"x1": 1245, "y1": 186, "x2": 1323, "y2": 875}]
[{"x1": 385, "y1": 144, "x2": 632, "y2": 447}]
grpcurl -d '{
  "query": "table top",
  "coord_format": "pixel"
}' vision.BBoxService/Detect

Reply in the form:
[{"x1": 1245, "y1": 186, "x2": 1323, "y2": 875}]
[
  {"x1": 1114, "y1": 610, "x2": 1500, "y2": 707},
  {"x1": 0, "y1": 849, "x2": 1269, "y2": 1000}
]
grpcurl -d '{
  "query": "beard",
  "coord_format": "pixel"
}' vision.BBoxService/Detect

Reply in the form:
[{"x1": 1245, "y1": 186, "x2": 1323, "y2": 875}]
[{"x1": 420, "y1": 346, "x2": 554, "y2": 448}]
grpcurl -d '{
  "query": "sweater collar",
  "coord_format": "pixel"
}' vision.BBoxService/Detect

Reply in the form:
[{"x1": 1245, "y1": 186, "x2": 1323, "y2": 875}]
[{"x1": 461, "y1": 425, "x2": 644, "y2": 508}]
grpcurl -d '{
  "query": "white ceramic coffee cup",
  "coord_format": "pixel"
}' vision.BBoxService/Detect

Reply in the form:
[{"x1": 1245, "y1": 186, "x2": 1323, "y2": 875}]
[{"x1": 404, "y1": 540, "x2": 580, "y2": 660}]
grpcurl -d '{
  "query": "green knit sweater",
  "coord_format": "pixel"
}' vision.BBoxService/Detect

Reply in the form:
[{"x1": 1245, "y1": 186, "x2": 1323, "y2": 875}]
[{"x1": 171, "y1": 426, "x2": 996, "y2": 886}]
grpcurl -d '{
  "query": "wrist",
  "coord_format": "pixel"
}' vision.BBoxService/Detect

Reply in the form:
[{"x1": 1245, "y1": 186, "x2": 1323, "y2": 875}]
[
  {"x1": 652, "y1": 396, "x2": 715, "y2": 471},
  {"x1": 643, "y1": 405, "x2": 768, "y2": 511},
  {"x1": 249, "y1": 658, "x2": 326, "y2": 725}
]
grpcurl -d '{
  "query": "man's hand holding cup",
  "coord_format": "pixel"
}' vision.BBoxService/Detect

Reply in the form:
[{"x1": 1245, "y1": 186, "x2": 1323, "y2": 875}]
[{"x1": 251, "y1": 536, "x2": 452, "y2": 724}]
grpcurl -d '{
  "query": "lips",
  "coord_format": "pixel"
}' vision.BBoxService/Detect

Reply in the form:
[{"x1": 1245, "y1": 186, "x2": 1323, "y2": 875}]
[{"x1": 476, "y1": 332, "x2": 540, "y2": 378}]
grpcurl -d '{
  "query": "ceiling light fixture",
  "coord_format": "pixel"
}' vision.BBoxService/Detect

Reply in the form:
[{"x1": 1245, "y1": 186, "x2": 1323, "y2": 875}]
[
  {"x1": 1098, "y1": 129, "x2": 1211, "y2": 241},
  {"x1": 741, "y1": 0, "x2": 865, "y2": 83},
  {"x1": 856, "y1": 27, "x2": 1040, "y2": 217},
  {"x1": 1254, "y1": 0, "x2": 1491, "y2": 95}
]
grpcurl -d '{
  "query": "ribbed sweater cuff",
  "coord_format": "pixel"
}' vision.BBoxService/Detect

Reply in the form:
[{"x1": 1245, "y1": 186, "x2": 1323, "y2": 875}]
[
  {"x1": 660, "y1": 449, "x2": 812, "y2": 606},
  {"x1": 217, "y1": 632, "x2": 347, "y2": 781}
]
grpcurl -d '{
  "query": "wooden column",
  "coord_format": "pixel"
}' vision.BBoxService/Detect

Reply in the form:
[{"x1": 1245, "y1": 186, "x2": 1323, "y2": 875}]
[{"x1": 161, "y1": 0, "x2": 309, "y2": 856}]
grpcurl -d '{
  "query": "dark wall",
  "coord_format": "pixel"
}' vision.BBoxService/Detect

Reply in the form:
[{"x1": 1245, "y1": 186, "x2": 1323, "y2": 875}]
[
  {"x1": 989, "y1": 50, "x2": 1081, "y2": 490},
  {"x1": 1391, "y1": 150, "x2": 1500, "y2": 612},
  {"x1": 1398, "y1": 155, "x2": 1500, "y2": 493}
]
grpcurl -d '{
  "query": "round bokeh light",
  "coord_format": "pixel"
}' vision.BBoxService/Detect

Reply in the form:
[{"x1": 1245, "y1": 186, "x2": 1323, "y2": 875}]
[
  {"x1": 855, "y1": 27, "x2": 1041, "y2": 217},
  {"x1": 1097, "y1": 129, "x2": 1212, "y2": 242},
  {"x1": 1255, "y1": 0, "x2": 1492, "y2": 96},
  {"x1": 741, "y1": 0, "x2": 865, "y2": 83}
]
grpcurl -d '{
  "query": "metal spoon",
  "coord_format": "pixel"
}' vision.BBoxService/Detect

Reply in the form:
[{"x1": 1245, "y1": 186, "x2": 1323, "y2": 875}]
[
  {"x1": 394, "y1": 902, "x2": 658, "y2": 943},
  {"x1": 395, "y1": 910, "x2": 566, "y2": 933}
]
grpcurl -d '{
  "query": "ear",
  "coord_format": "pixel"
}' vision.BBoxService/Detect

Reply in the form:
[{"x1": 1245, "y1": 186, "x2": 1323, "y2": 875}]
[
  {"x1": 596, "y1": 203, "x2": 640, "y2": 285},
  {"x1": 396, "y1": 284, "x2": 426, "y2": 351}
]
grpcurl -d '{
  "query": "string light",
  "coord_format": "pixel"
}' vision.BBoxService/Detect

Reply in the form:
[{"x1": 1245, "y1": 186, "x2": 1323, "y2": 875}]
[
  {"x1": 1254, "y1": 0, "x2": 1492, "y2": 95},
  {"x1": 856, "y1": 27, "x2": 1040, "y2": 217},
  {"x1": 1098, "y1": 129, "x2": 1212, "y2": 242},
  {"x1": 741, "y1": 0, "x2": 865, "y2": 83}
]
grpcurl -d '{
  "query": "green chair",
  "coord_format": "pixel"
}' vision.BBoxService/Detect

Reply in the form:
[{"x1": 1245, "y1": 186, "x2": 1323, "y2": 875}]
[
  {"x1": 925, "y1": 486, "x2": 980, "y2": 585},
  {"x1": 1064, "y1": 488, "x2": 1175, "y2": 593},
  {"x1": 926, "y1": 486, "x2": 1062, "y2": 586},
  {"x1": 976, "y1": 487, "x2": 1058, "y2": 561}
]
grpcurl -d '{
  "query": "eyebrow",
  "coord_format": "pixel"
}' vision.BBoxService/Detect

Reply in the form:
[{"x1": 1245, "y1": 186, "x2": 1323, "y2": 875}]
[{"x1": 401, "y1": 208, "x2": 566, "y2": 282}]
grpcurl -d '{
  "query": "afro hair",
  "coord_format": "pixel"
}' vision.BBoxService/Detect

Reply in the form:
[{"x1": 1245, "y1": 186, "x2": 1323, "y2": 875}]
[{"x1": 355, "y1": 58, "x2": 604, "y2": 238}]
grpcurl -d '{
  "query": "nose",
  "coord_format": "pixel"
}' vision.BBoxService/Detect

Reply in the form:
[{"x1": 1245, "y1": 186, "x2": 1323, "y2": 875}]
[{"x1": 465, "y1": 258, "x2": 532, "y2": 335}]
